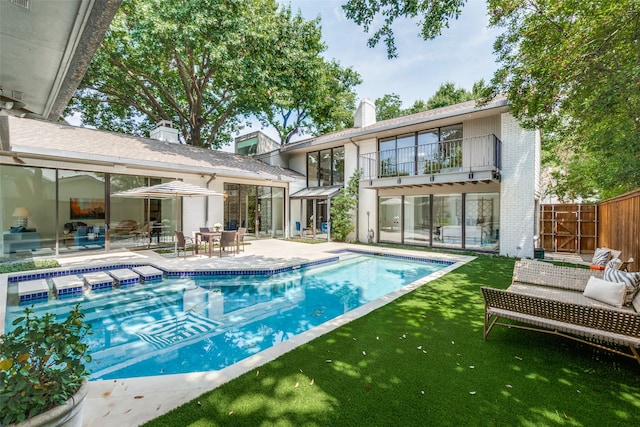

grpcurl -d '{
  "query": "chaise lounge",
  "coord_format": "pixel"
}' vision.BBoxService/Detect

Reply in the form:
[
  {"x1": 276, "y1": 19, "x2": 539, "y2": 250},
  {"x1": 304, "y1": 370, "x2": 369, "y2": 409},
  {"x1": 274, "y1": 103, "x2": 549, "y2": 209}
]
[{"x1": 482, "y1": 259, "x2": 640, "y2": 364}]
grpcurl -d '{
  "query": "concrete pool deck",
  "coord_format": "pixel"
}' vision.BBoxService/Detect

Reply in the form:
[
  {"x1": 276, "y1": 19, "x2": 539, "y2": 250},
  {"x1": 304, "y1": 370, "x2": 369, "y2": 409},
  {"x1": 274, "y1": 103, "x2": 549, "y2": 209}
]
[{"x1": 3, "y1": 239, "x2": 473, "y2": 426}]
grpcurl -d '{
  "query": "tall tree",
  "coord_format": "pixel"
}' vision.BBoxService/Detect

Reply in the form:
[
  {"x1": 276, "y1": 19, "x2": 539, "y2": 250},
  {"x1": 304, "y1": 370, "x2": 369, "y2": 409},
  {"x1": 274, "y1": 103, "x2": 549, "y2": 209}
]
[
  {"x1": 374, "y1": 80, "x2": 486, "y2": 120},
  {"x1": 255, "y1": 7, "x2": 361, "y2": 145},
  {"x1": 67, "y1": 0, "x2": 360, "y2": 149},
  {"x1": 425, "y1": 81, "x2": 473, "y2": 109},
  {"x1": 374, "y1": 93, "x2": 404, "y2": 121},
  {"x1": 486, "y1": 0, "x2": 640, "y2": 200}
]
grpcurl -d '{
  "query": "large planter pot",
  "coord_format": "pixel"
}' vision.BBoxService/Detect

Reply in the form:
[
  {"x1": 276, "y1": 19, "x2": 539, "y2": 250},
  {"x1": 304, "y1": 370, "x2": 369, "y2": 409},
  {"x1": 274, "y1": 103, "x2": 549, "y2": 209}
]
[{"x1": 10, "y1": 380, "x2": 89, "y2": 427}]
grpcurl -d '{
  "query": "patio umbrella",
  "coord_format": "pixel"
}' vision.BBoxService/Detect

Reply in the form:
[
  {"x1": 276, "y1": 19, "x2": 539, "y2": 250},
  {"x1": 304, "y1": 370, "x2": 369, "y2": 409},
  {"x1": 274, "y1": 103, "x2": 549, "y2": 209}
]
[{"x1": 112, "y1": 180, "x2": 223, "y2": 252}]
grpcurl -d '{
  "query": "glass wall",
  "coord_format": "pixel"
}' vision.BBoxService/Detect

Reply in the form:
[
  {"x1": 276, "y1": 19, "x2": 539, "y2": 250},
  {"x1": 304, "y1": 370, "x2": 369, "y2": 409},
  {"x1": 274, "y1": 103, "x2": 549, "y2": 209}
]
[
  {"x1": 224, "y1": 183, "x2": 285, "y2": 238},
  {"x1": 58, "y1": 170, "x2": 106, "y2": 254},
  {"x1": 307, "y1": 147, "x2": 345, "y2": 187},
  {"x1": 404, "y1": 196, "x2": 430, "y2": 245},
  {"x1": 1, "y1": 166, "x2": 57, "y2": 257},
  {"x1": 378, "y1": 192, "x2": 499, "y2": 251},
  {"x1": 433, "y1": 194, "x2": 462, "y2": 248},
  {"x1": 0, "y1": 164, "x2": 180, "y2": 259},
  {"x1": 464, "y1": 193, "x2": 499, "y2": 249},
  {"x1": 379, "y1": 196, "x2": 402, "y2": 243}
]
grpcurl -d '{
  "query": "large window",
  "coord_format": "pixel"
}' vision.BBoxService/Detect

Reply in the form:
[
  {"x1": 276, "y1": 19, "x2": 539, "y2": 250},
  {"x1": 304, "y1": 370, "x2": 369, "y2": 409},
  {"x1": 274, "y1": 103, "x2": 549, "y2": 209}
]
[
  {"x1": 0, "y1": 165, "x2": 177, "y2": 258},
  {"x1": 377, "y1": 192, "x2": 499, "y2": 251},
  {"x1": 307, "y1": 147, "x2": 345, "y2": 187},
  {"x1": 464, "y1": 193, "x2": 499, "y2": 249},
  {"x1": 378, "y1": 196, "x2": 402, "y2": 244},
  {"x1": 379, "y1": 124, "x2": 463, "y2": 177},
  {"x1": 404, "y1": 196, "x2": 430, "y2": 245},
  {"x1": 224, "y1": 183, "x2": 285, "y2": 238}
]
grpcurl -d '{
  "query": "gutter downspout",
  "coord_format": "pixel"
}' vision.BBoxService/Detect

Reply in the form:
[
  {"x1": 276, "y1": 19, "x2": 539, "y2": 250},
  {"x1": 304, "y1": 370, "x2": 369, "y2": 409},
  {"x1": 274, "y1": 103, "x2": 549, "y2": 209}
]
[
  {"x1": 349, "y1": 137, "x2": 360, "y2": 242},
  {"x1": 205, "y1": 173, "x2": 216, "y2": 226}
]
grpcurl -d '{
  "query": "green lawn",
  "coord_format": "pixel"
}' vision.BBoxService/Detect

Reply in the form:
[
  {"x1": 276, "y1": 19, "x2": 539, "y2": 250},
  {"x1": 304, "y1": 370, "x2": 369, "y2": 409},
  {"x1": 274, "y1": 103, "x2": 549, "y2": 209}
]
[{"x1": 143, "y1": 255, "x2": 640, "y2": 426}]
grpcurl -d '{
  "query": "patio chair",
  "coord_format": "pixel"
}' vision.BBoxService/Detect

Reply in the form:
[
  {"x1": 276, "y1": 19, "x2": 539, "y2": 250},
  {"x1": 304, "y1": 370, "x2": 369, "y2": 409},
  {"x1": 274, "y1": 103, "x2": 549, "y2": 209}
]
[
  {"x1": 236, "y1": 227, "x2": 247, "y2": 252},
  {"x1": 175, "y1": 230, "x2": 194, "y2": 258},
  {"x1": 219, "y1": 230, "x2": 237, "y2": 257}
]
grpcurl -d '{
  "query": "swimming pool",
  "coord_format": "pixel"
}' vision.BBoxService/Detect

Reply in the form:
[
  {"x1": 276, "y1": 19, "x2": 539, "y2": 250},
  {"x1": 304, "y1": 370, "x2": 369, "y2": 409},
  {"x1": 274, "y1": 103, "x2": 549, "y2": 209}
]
[{"x1": 3, "y1": 253, "x2": 450, "y2": 380}]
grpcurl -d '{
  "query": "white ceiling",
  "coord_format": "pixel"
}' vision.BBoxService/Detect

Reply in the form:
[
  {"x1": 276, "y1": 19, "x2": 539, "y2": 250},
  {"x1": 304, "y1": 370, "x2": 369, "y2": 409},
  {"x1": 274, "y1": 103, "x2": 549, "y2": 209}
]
[{"x1": 0, "y1": 0, "x2": 121, "y2": 120}]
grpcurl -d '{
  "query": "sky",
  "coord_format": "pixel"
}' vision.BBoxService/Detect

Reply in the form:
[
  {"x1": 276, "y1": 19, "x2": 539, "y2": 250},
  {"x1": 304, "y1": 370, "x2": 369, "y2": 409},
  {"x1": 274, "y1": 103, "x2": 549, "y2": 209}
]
[{"x1": 282, "y1": 0, "x2": 501, "y2": 108}]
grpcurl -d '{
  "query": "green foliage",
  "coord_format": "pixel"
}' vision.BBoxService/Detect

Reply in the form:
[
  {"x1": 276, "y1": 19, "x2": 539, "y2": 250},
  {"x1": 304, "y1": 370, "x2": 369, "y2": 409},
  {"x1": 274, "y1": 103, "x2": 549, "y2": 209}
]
[
  {"x1": 0, "y1": 259, "x2": 60, "y2": 274},
  {"x1": 0, "y1": 304, "x2": 92, "y2": 425},
  {"x1": 375, "y1": 80, "x2": 488, "y2": 121},
  {"x1": 255, "y1": 6, "x2": 362, "y2": 144},
  {"x1": 487, "y1": 0, "x2": 640, "y2": 200},
  {"x1": 343, "y1": 0, "x2": 466, "y2": 58},
  {"x1": 68, "y1": 0, "x2": 358, "y2": 148},
  {"x1": 374, "y1": 93, "x2": 404, "y2": 120},
  {"x1": 330, "y1": 169, "x2": 361, "y2": 241}
]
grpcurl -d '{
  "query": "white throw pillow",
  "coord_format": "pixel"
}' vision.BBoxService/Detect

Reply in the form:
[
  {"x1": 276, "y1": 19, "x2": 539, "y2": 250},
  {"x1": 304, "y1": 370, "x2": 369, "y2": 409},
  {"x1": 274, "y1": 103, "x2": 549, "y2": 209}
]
[
  {"x1": 604, "y1": 266, "x2": 640, "y2": 306},
  {"x1": 583, "y1": 276, "x2": 626, "y2": 307}
]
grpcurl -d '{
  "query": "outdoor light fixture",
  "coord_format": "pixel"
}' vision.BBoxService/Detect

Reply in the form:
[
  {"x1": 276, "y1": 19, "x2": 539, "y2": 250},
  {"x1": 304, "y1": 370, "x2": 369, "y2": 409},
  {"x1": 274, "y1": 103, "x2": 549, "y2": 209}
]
[{"x1": 12, "y1": 206, "x2": 31, "y2": 228}]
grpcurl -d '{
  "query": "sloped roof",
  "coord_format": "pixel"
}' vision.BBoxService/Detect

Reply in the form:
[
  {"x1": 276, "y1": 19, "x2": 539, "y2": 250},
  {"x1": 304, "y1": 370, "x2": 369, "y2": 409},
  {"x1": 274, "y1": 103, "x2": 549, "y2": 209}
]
[
  {"x1": 282, "y1": 95, "x2": 509, "y2": 152},
  {"x1": 3, "y1": 116, "x2": 302, "y2": 182}
]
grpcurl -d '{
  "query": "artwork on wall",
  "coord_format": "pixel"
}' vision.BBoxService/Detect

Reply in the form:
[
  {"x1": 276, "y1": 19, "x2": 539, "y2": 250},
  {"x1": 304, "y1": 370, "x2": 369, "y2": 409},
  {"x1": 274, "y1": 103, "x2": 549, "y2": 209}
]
[{"x1": 70, "y1": 198, "x2": 105, "y2": 220}]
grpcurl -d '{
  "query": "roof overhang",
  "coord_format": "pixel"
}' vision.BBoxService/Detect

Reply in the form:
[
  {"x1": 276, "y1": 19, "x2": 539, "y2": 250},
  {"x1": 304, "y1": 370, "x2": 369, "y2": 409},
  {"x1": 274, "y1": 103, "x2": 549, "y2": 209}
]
[
  {"x1": 290, "y1": 186, "x2": 342, "y2": 200},
  {"x1": 281, "y1": 97, "x2": 509, "y2": 153},
  {"x1": 0, "y1": 0, "x2": 122, "y2": 120}
]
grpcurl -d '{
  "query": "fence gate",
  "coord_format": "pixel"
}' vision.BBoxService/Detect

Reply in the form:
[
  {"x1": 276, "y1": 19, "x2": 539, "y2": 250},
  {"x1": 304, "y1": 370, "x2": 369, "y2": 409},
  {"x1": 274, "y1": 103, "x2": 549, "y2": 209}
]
[{"x1": 539, "y1": 204, "x2": 597, "y2": 253}]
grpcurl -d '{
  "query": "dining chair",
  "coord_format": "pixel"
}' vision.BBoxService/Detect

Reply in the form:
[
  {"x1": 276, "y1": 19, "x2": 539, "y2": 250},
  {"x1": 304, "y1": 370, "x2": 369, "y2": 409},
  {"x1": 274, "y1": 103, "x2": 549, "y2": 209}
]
[{"x1": 175, "y1": 230, "x2": 194, "y2": 258}]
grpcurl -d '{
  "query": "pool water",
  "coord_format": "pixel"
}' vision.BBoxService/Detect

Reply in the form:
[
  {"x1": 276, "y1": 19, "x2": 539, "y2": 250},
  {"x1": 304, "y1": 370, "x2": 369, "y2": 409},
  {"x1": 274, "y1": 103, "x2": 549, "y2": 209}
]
[{"x1": 4, "y1": 254, "x2": 447, "y2": 380}]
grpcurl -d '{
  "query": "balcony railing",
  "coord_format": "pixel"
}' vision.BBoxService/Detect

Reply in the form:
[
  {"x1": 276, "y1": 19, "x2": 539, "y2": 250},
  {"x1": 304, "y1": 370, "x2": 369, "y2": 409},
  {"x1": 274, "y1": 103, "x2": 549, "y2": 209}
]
[{"x1": 359, "y1": 134, "x2": 502, "y2": 180}]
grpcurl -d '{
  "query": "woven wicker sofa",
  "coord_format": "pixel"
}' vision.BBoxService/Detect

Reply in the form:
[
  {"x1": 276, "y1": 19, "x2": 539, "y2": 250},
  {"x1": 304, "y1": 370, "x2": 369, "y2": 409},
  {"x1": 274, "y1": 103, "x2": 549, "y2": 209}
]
[{"x1": 482, "y1": 259, "x2": 640, "y2": 364}]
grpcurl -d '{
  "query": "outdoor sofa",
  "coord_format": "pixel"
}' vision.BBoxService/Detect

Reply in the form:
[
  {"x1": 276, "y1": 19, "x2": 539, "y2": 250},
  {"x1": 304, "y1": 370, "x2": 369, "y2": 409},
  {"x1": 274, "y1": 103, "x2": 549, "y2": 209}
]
[{"x1": 482, "y1": 259, "x2": 640, "y2": 364}]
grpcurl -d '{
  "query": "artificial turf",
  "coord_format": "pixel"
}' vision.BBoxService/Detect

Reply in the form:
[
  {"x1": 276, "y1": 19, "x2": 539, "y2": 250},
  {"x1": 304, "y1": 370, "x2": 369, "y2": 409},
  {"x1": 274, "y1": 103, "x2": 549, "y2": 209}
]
[{"x1": 143, "y1": 255, "x2": 640, "y2": 426}]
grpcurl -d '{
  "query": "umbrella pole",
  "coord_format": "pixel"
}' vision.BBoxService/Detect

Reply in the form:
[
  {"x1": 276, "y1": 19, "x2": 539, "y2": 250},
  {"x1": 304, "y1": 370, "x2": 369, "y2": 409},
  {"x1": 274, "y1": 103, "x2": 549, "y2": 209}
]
[{"x1": 174, "y1": 194, "x2": 178, "y2": 255}]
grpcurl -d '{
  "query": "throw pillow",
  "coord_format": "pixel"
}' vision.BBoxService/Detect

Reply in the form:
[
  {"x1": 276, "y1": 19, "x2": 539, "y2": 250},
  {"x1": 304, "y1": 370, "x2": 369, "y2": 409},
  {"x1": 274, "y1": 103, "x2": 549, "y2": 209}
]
[
  {"x1": 583, "y1": 276, "x2": 626, "y2": 307},
  {"x1": 605, "y1": 258, "x2": 623, "y2": 270},
  {"x1": 591, "y1": 247, "x2": 611, "y2": 266},
  {"x1": 604, "y1": 266, "x2": 640, "y2": 306}
]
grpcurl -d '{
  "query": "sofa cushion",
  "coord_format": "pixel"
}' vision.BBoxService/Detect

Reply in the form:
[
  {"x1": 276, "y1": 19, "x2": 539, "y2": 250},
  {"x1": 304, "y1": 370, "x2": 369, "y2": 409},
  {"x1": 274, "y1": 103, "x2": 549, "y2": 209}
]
[
  {"x1": 591, "y1": 247, "x2": 611, "y2": 266},
  {"x1": 604, "y1": 266, "x2": 640, "y2": 306},
  {"x1": 583, "y1": 276, "x2": 627, "y2": 307}
]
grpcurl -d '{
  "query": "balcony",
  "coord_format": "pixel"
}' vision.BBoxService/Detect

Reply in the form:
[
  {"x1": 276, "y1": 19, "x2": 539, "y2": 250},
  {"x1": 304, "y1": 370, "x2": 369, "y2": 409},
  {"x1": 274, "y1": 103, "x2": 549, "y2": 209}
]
[{"x1": 359, "y1": 134, "x2": 502, "y2": 188}]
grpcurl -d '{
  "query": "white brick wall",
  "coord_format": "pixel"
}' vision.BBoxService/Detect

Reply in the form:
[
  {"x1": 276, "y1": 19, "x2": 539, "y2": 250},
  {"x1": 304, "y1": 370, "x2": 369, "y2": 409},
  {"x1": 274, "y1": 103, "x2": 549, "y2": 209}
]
[{"x1": 499, "y1": 113, "x2": 538, "y2": 258}]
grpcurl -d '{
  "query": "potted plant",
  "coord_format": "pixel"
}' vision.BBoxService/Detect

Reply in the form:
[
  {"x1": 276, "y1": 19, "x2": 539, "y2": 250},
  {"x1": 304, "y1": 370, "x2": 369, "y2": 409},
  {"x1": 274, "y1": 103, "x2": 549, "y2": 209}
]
[
  {"x1": 213, "y1": 222, "x2": 222, "y2": 232},
  {"x1": 0, "y1": 303, "x2": 92, "y2": 426}
]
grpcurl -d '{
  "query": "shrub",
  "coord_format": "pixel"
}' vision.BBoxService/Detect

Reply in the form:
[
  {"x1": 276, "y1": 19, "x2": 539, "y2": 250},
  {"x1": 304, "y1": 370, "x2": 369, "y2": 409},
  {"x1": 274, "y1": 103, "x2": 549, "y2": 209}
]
[{"x1": 0, "y1": 304, "x2": 92, "y2": 425}]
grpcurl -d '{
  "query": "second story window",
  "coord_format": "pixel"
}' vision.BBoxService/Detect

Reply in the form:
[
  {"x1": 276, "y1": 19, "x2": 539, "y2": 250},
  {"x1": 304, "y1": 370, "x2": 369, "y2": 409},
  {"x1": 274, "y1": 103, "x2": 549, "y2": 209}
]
[
  {"x1": 380, "y1": 124, "x2": 463, "y2": 177},
  {"x1": 307, "y1": 147, "x2": 344, "y2": 187}
]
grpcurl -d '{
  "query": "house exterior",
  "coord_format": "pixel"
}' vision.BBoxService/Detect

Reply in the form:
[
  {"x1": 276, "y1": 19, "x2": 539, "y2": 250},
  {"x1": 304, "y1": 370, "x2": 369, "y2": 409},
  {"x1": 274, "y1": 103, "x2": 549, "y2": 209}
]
[
  {"x1": 279, "y1": 97, "x2": 541, "y2": 258},
  {"x1": 0, "y1": 0, "x2": 540, "y2": 260},
  {"x1": 0, "y1": 116, "x2": 303, "y2": 258}
]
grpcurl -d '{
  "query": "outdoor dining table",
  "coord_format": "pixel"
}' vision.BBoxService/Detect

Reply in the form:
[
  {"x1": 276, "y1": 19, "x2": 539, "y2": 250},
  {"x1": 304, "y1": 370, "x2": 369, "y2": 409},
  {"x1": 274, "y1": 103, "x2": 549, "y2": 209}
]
[{"x1": 194, "y1": 231, "x2": 221, "y2": 258}]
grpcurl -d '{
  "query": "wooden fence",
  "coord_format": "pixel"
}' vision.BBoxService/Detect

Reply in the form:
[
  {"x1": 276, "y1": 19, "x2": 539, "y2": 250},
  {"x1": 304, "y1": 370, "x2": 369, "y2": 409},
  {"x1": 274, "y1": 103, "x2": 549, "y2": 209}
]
[
  {"x1": 539, "y1": 204, "x2": 597, "y2": 254},
  {"x1": 540, "y1": 189, "x2": 640, "y2": 272},
  {"x1": 597, "y1": 189, "x2": 640, "y2": 272}
]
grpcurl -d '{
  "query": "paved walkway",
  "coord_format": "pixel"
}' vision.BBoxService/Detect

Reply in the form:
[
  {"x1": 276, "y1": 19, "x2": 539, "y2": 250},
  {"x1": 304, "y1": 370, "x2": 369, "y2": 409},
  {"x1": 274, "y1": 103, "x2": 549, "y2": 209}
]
[{"x1": 50, "y1": 239, "x2": 470, "y2": 427}]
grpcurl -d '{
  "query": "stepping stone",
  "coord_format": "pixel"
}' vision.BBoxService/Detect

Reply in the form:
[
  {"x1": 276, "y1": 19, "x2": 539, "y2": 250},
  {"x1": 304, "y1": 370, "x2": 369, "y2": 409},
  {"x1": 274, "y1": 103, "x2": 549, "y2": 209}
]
[
  {"x1": 18, "y1": 279, "x2": 49, "y2": 302},
  {"x1": 108, "y1": 268, "x2": 140, "y2": 287},
  {"x1": 52, "y1": 275, "x2": 84, "y2": 297},
  {"x1": 132, "y1": 266, "x2": 164, "y2": 282},
  {"x1": 83, "y1": 271, "x2": 114, "y2": 291}
]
